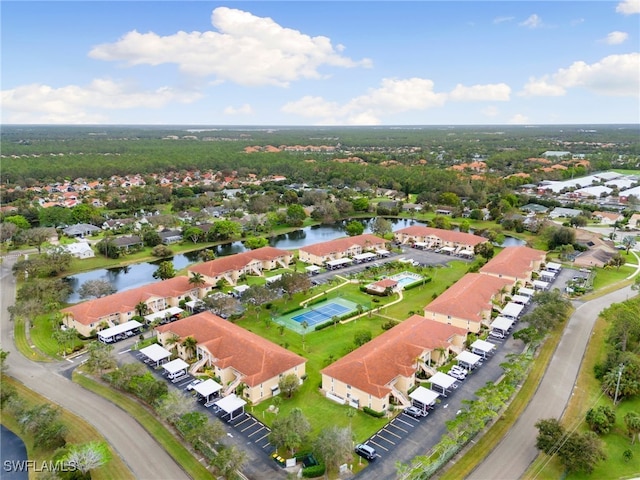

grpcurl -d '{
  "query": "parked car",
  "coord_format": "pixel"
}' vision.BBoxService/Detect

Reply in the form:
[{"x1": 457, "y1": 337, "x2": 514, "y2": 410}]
[
  {"x1": 186, "y1": 379, "x2": 202, "y2": 391},
  {"x1": 404, "y1": 405, "x2": 427, "y2": 418},
  {"x1": 449, "y1": 370, "x2": 467, "y2": 381},
  {"x1": 489, "y1": 330, "x2": 505, "y2": 339},
  {"x1": 354, "y1": 444, "x2": 377, "y2": 461},
  {"x1": 450, "y1": 365, "x2": 468, "y2": 375}
]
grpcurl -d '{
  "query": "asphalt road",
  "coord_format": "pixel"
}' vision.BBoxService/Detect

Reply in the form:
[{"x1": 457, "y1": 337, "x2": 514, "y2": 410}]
[
  {"x1": 0, "y1": 254, "x2": 190, "y2": 480},
  {"x1": 468, "y1": 285, "x2": 636, "y2": 480}
]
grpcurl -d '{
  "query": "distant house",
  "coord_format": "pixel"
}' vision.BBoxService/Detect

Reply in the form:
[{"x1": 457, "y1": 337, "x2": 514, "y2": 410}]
[
  {"x1": 113, "y1": 235, "x2": 144, "y2": 251},
  {"x1": 549, "y1": 207, "x2": 582, "y2": 219},
  {"x1": 63, "y1": 223, "x2": 101, "y2": 238},
  {"x1": 593, "y1": 211, "x2": 624, "y2": 225},
  {"x1": 63, "y1": 241, "x2": 95, "y2": 259},
  {"x1": 159, "y1": 229, "x2": 183, "y2": 244},
  {"x1": 366, "y1": 278, "x2": 398, "y2": 296},
  {"x1": 520, "y1": 203, "x2": 549, "y2": 214}
]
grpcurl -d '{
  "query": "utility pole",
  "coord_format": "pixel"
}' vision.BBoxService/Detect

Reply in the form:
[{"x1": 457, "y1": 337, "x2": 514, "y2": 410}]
[{"x1": 614, "y1": 364, "x2": 625, "y2": 405}]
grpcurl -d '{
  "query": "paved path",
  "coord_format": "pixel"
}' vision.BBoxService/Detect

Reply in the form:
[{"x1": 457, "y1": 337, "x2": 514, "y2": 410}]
[
  {"x1": 467, "y1": 285, "x2": 636, "y2": 480},
  {"x1": 1, "y1": 254, "x2": 190, "y2": 480}
]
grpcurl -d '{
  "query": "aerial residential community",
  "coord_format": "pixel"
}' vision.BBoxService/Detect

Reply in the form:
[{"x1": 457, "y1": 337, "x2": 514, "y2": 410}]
[{"x1": 1, "y1": 1, "x2": 640, "y2": 479}]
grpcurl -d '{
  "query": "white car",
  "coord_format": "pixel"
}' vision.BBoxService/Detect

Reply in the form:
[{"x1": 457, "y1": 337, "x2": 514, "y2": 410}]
[
  {"x1": 449, "y1": 370, "x2": 467, "y2": 380},
  {"x1": 450, "y1": 365, "x2": 468, "y2": 375},
  {"x1": 489, "y1": 330, "x2": 505, "y2": 339},
  {"x1": 186, "y1": 379, "x2": 202, "y2": 391}
]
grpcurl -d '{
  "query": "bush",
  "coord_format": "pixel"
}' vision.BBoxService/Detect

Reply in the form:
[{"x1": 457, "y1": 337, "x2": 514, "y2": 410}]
[
  {"x1": 363, "y1": 406, "x2": 385, "y2": 418},
  {"x1": 302, "y1": 464, "x2": 326, "y2": 478},
  {"x1": 381, "y1": 320, "x2": 399, "y2": 330}
]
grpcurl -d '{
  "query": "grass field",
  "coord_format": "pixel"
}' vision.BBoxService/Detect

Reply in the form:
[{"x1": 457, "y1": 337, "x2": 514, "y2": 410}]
[{"x1": 1, "y1": 376, "x2": 134, "y2": 480}]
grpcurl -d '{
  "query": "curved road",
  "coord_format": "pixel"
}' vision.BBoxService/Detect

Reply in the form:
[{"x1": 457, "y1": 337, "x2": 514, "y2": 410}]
[
  {"x1": 468, "y1": 285, "x2": 635, "y2": 480},
  {"x1": 1, "y1": 255, "x2": 190, "y2": 480}
]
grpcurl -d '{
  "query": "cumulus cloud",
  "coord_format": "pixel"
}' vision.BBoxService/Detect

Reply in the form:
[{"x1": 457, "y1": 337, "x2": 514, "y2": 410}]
[
  {"x1": 509, "y1": 114, "x2": 529, "y2": 124},
  {"x1": 519, "y1": 14, "x2": 543, "y2": 28},
  {"x1": 603, "y1": 31, "x2": 629, "y2": 44},
  {"x1": 89, "y1": 7, "x2": 372, "y2": 87},
  {"x1": 0, "y1": 79, "x2": 200, "y2": 124},
  {"x1": 223, "y1": 103, "x2": 253, "y2": 115},
  {"x1": 282, "y1": 78, "x2": 512, "y2": 124},
  {"x1": 521, "y1": 53, "x2": 639, "y2": 97},
  {"x1": 448, "y1": 83, "x2": 511, "y2": 101},
  {"x1": 493, "y1": 16, "x2": 515, "y2": 24},
  {"x1": 616, "y1": 0, "x2": 640, "y2": 15}
]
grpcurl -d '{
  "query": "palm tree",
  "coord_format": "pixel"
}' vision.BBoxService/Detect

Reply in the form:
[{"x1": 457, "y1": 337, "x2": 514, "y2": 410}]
[
  {"x1": 181, "y1": 336, "x2": 198, "y2": 360},
  {"x1": 165, "y1": 333, "x2": 180, "y2": 351},
  {"x1": 188, "y1": 272, "x2": 205, "y2": 289},
  {"x1": 135, "y1": 301, "x2": 149, "y2": 318}
]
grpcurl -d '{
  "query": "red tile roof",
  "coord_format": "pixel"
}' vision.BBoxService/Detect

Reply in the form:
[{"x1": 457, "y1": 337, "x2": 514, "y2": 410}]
[
  {"x1": 156, "y1": 312, "x2": 306, "y2": 387},
  {"x1": 299, "y1": 234, "x2": 386, "y2": 257},
  {"x1": 395, "y1": 226, "x2": 486, "y2": 246},
  {"x1": 61, "y1": 276, "x2": 208, "y2": 325},
  {"x1": 321, "y1": 316, "x2": 466, "y2": 398},
  {"x1": 479, "y1": 246, "x2": 546, "y2": 279},
  {"x1": 424, "y1": 273, "x2": 512, "y2": 323},
  {"x1": 189, "y1": 246, "x2": 291, "y2": 277},
  {"x1": 373, "y1": 279, "x2": 398, "y2": 289}
]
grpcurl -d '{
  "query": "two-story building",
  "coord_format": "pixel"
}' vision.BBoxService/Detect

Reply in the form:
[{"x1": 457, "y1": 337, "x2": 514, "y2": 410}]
[
  {"x1": 394, "y1": 226, "x2": 487, "y2": 252},
  {"x1": 156, "y1": 312, "x2": 306, "y2": 405},
  {"x1": 298, "y1": 234, "x2": 387, "y2": 266},
  {"x1": 479, "y1": 245, "x2": 546, "y2": 284}
]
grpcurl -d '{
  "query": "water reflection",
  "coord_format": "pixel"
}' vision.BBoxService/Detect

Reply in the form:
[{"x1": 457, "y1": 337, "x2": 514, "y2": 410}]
[{"x1": 63, "y1": 218, "x2": 523, "y2": 303}]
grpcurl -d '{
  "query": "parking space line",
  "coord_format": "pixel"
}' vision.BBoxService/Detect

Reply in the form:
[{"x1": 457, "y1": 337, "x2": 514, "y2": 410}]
[
  {"x1": 387, "y1": 423, "x2": 408, "y2": 434},
  {"x1": 241, "y1": 421, "x2": 258, "y2": 433},
  {"x1": 382, "y1": 427, "x2": 402, "y2": 439},
  {"x1": 254, "y1": 432, "x2": 270, "y2": 443},
  {"x1": 235, "y1": 417, "x2": 253, "y2": 428},
  {"x1": 396, "y1": 416, "x2": 417, "y2": 427},
  {"x1": 374, "y1": 434, "x2": 396, "y2": 446},
  {"x1": 368, "y1": 439, "x2": 389, "y2": 452},
  {"x1": 248, "y1": 426, "x2": 266, "y2": 437}
]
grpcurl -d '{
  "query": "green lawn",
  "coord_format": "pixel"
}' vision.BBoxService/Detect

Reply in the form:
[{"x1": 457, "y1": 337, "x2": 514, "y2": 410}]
[
  {"x1": 13, "y1": 317, "x2": 53, "y2": 362},
  {"x1": 591, "y1": 265, "x2": 634, "y2": 291},
  {"x1": 29, "y1": 313, "x2": 84, "y2": 358},
  {"x1": 1, "y1": 376, "x2": 134, "y2": 480}
]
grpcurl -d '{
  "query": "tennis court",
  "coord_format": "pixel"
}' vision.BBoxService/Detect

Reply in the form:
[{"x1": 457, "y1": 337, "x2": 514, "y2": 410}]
[{"x1": 292, "y1": 302, "x2": 351, "y2": 326}]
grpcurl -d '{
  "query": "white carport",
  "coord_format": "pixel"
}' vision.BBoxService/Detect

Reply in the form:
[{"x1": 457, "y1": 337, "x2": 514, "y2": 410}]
[
  {"x1": 306, "y1": 265, "x2": 322, "y2": 274},
  {"x1": 409, "y1": 386, "x2": 439, "y2": 413},
  {"x1": 144, "y1": 306, "x2": 183, "y2": 323},
  {"x1": 139, "y1": 343, "x2": 171, "y2": 366},
  {"x1": 215, "y1": 394, "x2": 247, "y2": 421},
  {"x1": 162, "y1": 358, "x2": 189, "y2": 379},
  {"x1": 353, "y1": 252, "x2": 377, "y2": 262},
  {"x1": 376, "y1": 249, "x2": 390, "y2": 257},
  {"x1": 428, "y1": 372, "x2": 457, "y2": 395},
  {"x1": 98, "y1": 320, "x2": 142, "y2": 343},
  {"x1": 470, "y1": 339, "x2": 496, "y2": 358},
  {"x1": 266, "y1": 274, "x2": 282, "y2": 284},
  {"x1": 232, "y1": 285, "x2": 250, "y2": 296},
  {"x1": 440, "y1": 246, "x2": 455, "y2": 254},
  {"x1": 193, "y1": 379, "x2": 223, "y2": 405},
  {"x1": 512, "y1": 294, "x2": 530, "y2": 305},
  {"x1": 456, "y1": 350, "x2": 482, "y2": 370},
  {"x1": 518, "y1": 287, "x2": 535, "y2": 298},
  {"x1": 540, "y1": 270, "x2": 556, "y2": 281},
  {"x1": 459, "y1": 249, "x2": 474, "y2": 258},
  {"x1": 502, "y1": 302, "x2": 524, "y2": 320},
  {"x1": 490, "y1": 316, "x2": 514, "y2": 334},
  {"x1": 413, "y1": 242, "x2": 429, "y2": 249},
  {"x1": 546, "y1": 262, "x2": 562, "y2": 272},
  {"x1": 325, "y1": 258, "x2": 353, "y2": 269},
  {"x1": 533, "y1": 280, "x2": 549, "y2": 291}
]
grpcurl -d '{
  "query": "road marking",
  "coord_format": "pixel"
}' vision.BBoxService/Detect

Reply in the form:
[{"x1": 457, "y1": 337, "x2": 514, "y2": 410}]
[
  {"x1": 254, "y1": 432, "x2": 270, "y2": 443},
  {"x1": 241, "y1": 421, "x2": 258, "y2": 433},
  {"x1": 396, "y1": 417, "x2": 417, "y2": 427},
  {"x1": 248, "y1": 426, "x2": 266, "y2": 437},
  {"x1": 382, "y1": 427, "x2": 402, "y2": 439},
  {"x1": 235, "y1": 417, "x2": 252, "y2": 428},
  {"x1": 119, "y1": 349, "x2": 131, "y2": 354},
  {"x1": 368, "y1": 439, "x2": 388, "y2": 451},
  {"x1": 387, "y1": 423, "x2": 408, "y2": 434}
]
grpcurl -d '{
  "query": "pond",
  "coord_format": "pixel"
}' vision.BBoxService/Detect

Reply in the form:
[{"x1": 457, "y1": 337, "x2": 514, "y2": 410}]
[
  {"x1": 1, "y1": 425, "x2": 28, "y2": 480},
  {"x1": 63, "y1": 218, "x2": 524, "y2": 303}
]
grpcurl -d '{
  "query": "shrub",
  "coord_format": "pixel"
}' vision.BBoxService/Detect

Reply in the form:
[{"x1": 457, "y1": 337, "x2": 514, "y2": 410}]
[
  {"x1": 302, "y1": 464, "x2": 326, "y2": 478},
  {"x1": 381, "y1": 320, "x2": 399, "y2": 330},
  {"x1": 363, "y1": 406, "x2": 385, "y2": 418}
]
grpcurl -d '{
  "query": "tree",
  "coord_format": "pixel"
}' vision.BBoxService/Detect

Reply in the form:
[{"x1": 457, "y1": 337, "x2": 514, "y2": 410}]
[
  {"x1": 313, "y1": 426, "x2": 354, "y2": 474},
  {"x1": 83, "y1": 341, "x2": 117, "y2": 376},
  {"x1": 64, "y1": 441, "x2": 111, "y2": 475},
  {"x1": 585, "y1": 405, "x2": 616, "y2": 434},
  {"x1": 20, "y1": 404, "x2": 68, "y2": 450},
  {"x1": 203, "y1": 293, "x2": 241, "y2": 319},
  {"x1": 151, "y1": 244, "x2": 173, "y2": 257},
  {"x1": 96, "y1": 236, "x2": 119, "y2": 259},
  {"x1": 188, "y1": 272, "x2": 206, "y2": 289},
  {"x1": 624, "y1": 411, "x2": 640, "y2": 444},
  {"x1": 135, "y1": 301, "x2": 149, "y2": 318},
  {"x1": 286, "y1": 204, "x2": 307, "y2": 227},
  {"x1": 25, "y1": 227, "x2": 53, "y2": 253},
  {"x1": 622, "y1": 235, "x2": 636, "y2": 254},
  {"x1": 559, "y1": 431, "x2": 606, "y2": 474},
  {"x1": 535, "y1": 418, "x2": 564, "y2": 455},
  {"x1": 371, "y1": 217, "x2": 392, "y2": 237},
  {"x1": 143, "y1": 229, "x2": 162, "y2": 247},
  {"x1": 183, "y1": 226, "x2": 204, "y2": 243},
  {"x1": 78, "y1": 279, "x2": 116, "y2": 299},
  {"x1": 210, "y1": 445, "x2": 247, "y2": 480},
  {"x1": 153, "y1": 260, "x2": 176, "y2": 280},
  {"x1": 4, "y1": 214, "x2": 30, "y2": 229},
  {"x1": 244, "y1": 236, "x2": 269, "y2": 249},
  {"x1": 474, "y1": 242, "x2": 494, "y2": 259},
  {"x1": 181, "y1": 336, "x2": 198, "y2": 360},
  {"x1": 1, "y1": 348, "x2": 9, "y2": 373},
  {"x1": 608, "y1": 253, "x2": 626, "y2": 271},
  {"x1": 546, "y1": 226, "x2": 576, "y2": 249},
  {"x1": 278, "y1": 373, "x2": 301, "y2": 399},
  {"x1": 351, "y1": 197, "x2": 370, "y2": 212},
  {"x1": 278, "y1": 272, "x2": 311, "y2": 300},
  {"x1": 354, "y1": 330, "x2": 372, "y2": 347},
  {"x1": 345, "y1": 220, "x2": 365, "y2": 237},
  {"x1": 269, "y1": 408, "x2": 311, "y2": 456},
  {"x1": 156, "y1": 390, "x2": 196, "y2": 424},
  {"x1": 209, "y1": 220, "x2": 242, "y2": 241}
]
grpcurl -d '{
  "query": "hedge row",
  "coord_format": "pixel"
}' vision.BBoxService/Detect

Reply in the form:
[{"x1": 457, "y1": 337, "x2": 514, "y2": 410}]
[
  {"x1": 363, "y1": 406, "x2": 385, "y2": 418},
  {"x1": 402, "y1": 276, "x2": 432, "y2": 291},
  {"x1": 302, "y1": 464, "x2": 326, "y2": 478}
]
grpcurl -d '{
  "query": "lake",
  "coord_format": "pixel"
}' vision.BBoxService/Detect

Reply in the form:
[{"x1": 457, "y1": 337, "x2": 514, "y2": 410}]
[
  {"x1": 1, "y1": 425, "x2": 28, "y2": 480},
  {"x1": 64, "y1": 218, "x2": 525, "y2": 303}
]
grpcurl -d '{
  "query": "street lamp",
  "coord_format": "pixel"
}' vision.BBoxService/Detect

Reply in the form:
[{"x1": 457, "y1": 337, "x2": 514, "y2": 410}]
[{"x1": 614, "y1": 364, "x2": 625, "y2": 405}]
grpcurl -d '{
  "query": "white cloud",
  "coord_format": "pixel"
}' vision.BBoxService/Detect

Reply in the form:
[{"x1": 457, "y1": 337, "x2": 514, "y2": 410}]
[
  {"x1": 509, "y1": 114, "x2": 529, "y2": 124},
  {"x1": 520, "y1": 53, "x2": 640, "y2": 97},
  {"x1": 616, "y1": 0, "x2": 640, "y2": 15},
  {"x1": 519, "y1": 14, "x2": 543, "y2": 28},
  {"x1": 223, "y1": 103, "x2": 254, "y2": 115},
  {"x1": 482, "y1": 106, "x2": 500, "y2": 117},
  {"x1": 603, "y1": 31, "x2": 629, "y2": 45},
  {"x1": 448, "y1": 83, "x2": 511, "y2": 101},
  {"x1": 89, "y1": 7, "x2": 372, "y2": 87},
  {"x1": 493, "y1": 16, "x2": 515, "y2": 24},
  {"x1": 0, "y1": 79, "x2": 200, "y2": 124}
]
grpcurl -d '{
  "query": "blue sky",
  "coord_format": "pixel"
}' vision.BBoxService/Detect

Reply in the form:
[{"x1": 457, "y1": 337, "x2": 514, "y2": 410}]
[{"x1": 2, "y1": 1, "x2": 639, "y2": 125}]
